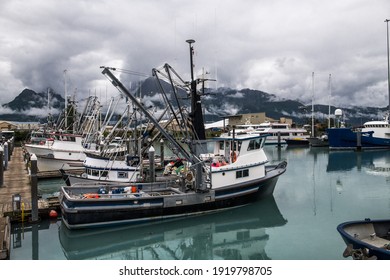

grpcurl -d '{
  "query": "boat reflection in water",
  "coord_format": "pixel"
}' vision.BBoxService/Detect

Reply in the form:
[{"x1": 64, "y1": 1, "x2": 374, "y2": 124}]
[
  {"x1": 326, "y1": 150, "x2": 390, "y2": 175},
  {"x1": 59, "y1": 196, "x2": 286, "y2": 260}
]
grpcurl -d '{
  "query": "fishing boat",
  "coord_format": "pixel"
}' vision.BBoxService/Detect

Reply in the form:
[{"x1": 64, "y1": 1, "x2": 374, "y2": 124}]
[
  {"x1": 35, "y1": 133, "x2": 96, "y2": 172},
  {"x1": 23, "y1": 130, "x2": 55, "y2": 156},
  {"x1": 337, "y1": 218, "x2": 390, "y2": 260},
  {"x1": 60, "y1": 40, "x2": 287, "y2": 230},
  {"x1": 327, "y1": 116, "x2": 390, "y2": 150},
  {"x1": 26, "y1": 96, "x2": 105, "y2": 172},
  {"x1": 60, "y1": 151, "x2": 144, "y2": 186},
  {"x1": 328, "y1": 20, "x2": 390, "y2": 150}
]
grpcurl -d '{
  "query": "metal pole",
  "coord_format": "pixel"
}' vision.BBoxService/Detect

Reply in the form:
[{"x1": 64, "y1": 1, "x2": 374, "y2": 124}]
[
  {"x1": 64, "y1": 69, "x2": 68, "y2": 129},
  {"x1": 30, "y1": 154, "x2": 39, "y2": 223},
  {"x1": 160, "y1": 139, "x2": 164, "y2": 169},
  {"x1": 186, "y1": 39, "x2": 195, "y2": 82},
  {"x1": 328, "y1": 74, "x2": 332, "y2": 129},
  {"x1": 7, "y1": 140, "x2": 11, "y2": 161},
  {"x1": 385, "y1": 19, "x2": 390, "y2": 114},
  {"x1": 0, "y1": 146, "x2": 3, "y2": 187},
  {"x1": 356, "y1": 130, "x2": 362, "y2": 151},
  {"x1": 311, "y1": 72, "x2": 315, "y2": 138},
  {"x1": 3, "y1": 142, "x2": 8, "y2": 170},
  {"x1": 148, "y1": 146, "x2": 155, "y2": 183}
]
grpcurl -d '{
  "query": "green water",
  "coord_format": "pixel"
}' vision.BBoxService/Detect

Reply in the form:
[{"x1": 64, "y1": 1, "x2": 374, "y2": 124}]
[{"x1": 9, "y1": 146, "x2": 390, "y2": 260}]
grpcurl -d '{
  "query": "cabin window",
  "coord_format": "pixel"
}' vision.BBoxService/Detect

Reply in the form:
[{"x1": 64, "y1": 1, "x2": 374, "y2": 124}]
[
  {"x1": 100, "y1": 171, "x2": 108, "y2": 178},
  {"x1": 237, "y1": 230, "x2": 250, "y2": 240},
  {"x1": 231, "y1": 141, "x2": 242, "y2": 152},
  {"x1": 91, "y1": 169, "x2": 99, "y2": 177},
  {"x1": 86, "y1": 168, "x2": 92, "y2": 175},
  {"x1": 236, "y1": 169, "x2": 249, "y2": 178},
  {"x1": 118, "y1": 171, "x2": 128, "y2": 179},
  {"x1": 248, "y1": 139, "x2": 262, "y2": 151},
  {"x1": 219, "y1": 141, "x2": 224, "y2": 150}
]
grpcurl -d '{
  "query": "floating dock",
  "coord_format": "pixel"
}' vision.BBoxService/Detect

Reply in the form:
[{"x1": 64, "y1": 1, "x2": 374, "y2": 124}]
[{"x1": 0, "y1": 146, "x2": 60, "y2": 260}]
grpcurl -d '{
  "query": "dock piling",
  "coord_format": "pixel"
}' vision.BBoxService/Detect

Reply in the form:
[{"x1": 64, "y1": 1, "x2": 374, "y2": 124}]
[
  {"x1": 160, "y1": 139, "x2": 164, "y2": 169},
  {"x1": 4, "y1": 142, "x2": 8, "y2": 170},
  {"x1": 30, "y1": 154, "x2": 39, "y2": 223},
  {"x1": 356, "y1": 130, "x2": 362, "y2": 151},
  {"x1": 149, "y1": 146, "x2": 155, "y2": 182}
]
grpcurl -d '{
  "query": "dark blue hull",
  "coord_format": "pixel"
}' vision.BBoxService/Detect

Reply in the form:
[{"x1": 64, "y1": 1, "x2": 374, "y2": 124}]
[
  {"x1": 327, "y1": 128, "x2": 390, "y2": 149},
  {"x1": 337, "y1": 219, "x2": 390, "y2": 260},
  {"x1": 61, "y1": 167, "x2": 285, "y2": 229}
]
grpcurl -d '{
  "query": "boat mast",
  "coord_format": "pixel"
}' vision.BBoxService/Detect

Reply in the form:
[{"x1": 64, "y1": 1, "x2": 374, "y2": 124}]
[
  {"x1": 186, "y1": 39, "x2": 206, "y2": 140},
  {"x1": 385, "y1": 19, "x2": 390, "y2": 119},
  {"x1": 328, "y1": 74, "x2": 332, "y2": 129},
  {"x1": 311, "y1": 72, "x2": 315, "y2": 137},
  {"x1": 101, "y1": 67, "x2": 193, "y2": 163},
  {"x1": 64, "y1": 69, "x2": 68, "y2": 129}
]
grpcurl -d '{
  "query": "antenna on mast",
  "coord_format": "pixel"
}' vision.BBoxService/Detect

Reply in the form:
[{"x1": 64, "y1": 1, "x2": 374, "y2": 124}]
[
  {"x1": 186, "y1": 39, "x2": 206, "y2": 140},
  {"x1": 186, "y1": 39, "x2": 195, "y2": 82},
  {"x1": 64, "y1": 69, "x2": 68, "y2": 129},
  {"x1": 311, "y1": 72, "x2": 315, "y2": 137}
]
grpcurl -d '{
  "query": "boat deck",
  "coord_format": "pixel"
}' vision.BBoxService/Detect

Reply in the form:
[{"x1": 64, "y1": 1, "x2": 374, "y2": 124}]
[
  {"x1": 361, "y1": 236, "x2": 390, "y2": 248},
  {"x1": 344, "y1": 222, "x2": 390, "y2": 248}
]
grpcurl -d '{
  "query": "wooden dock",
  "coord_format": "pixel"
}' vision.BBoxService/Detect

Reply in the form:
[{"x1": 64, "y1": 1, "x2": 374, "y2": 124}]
[{"x1": 0, "y1": 146, "x2": 60, "y2": 260}]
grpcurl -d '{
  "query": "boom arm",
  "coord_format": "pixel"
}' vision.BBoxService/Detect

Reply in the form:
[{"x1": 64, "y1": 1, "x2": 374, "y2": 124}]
[{"x1": 101, "y1": 66, "x2": 194, "y2": 163}]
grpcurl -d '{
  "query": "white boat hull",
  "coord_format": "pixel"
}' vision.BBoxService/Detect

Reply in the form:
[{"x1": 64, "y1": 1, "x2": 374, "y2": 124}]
[{"x1": 36, "y1": 155, "x2": 84, "y2": 172}]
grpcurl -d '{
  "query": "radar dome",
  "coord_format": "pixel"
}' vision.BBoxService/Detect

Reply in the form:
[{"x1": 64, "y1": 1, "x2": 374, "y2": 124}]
[{"x1": 335, "y1": 109, "x2": 343, "y2": 116}]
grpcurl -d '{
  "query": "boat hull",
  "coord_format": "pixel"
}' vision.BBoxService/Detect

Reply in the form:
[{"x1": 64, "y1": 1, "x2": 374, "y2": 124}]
[
  {"x1": 307, "y1": 137, "x2": 329, "y2": 147},
  {"x1": 285, "y1": 138, "x2": 309, "y2": 146},
  {"x1": 337, "y1": 219, "x2": 390, "y2": 260},
  {"x1": 60, "y1": 164, "x2": 286, "y2": 229},
  {"x1": 37, "y1": 155, "x2": 84, "y2": 172},
  {"x1": 327, "y1": 128, "x2": 390, "y2": 150}
]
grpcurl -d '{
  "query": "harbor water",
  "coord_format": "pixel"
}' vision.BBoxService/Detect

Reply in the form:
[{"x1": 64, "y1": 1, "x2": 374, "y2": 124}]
[{"x1": 9, "y1": 145, "x2": 390, "y2": 260}]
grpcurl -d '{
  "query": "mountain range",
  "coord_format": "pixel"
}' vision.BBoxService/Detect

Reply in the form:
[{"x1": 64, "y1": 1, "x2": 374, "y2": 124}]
[{"x1": 1, "y1": 80, "x2": 387, "y2": 127}]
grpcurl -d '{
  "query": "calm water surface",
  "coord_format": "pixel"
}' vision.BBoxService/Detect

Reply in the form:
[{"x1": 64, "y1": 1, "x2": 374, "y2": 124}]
[{"x1": 9, "y1": 146, "x2": 390, "y2": 260}]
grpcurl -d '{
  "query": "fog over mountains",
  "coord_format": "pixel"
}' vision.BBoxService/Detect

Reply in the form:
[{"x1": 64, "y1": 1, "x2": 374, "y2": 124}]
[{"x1": 1, "y1": 78, "x2": 388, "y2": 127}]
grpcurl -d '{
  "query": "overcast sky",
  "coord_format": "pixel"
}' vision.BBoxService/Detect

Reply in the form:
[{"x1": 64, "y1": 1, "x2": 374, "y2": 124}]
[{"x1": 1, "y1": 0, "x2": 389, "y2": 112}]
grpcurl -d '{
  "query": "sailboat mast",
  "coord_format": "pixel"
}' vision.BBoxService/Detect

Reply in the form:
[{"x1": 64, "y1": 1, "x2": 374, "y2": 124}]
[{"x1": 311, "y1": 72, "x2": 315, "y2": 137}]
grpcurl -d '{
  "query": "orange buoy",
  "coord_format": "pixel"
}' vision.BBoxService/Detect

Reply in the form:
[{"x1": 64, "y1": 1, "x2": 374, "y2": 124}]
[
  {"x1": 131, "y1": 186, "x2": 137, "y2": 193},
  {"x1": 49, "y1": 210, "x2": 58, "y2": 218}
]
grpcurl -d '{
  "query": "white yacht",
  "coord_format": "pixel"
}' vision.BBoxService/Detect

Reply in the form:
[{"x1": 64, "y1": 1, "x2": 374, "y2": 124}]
[{"x1": 236, "y1": 122, "x2": 309, "y2": 145}]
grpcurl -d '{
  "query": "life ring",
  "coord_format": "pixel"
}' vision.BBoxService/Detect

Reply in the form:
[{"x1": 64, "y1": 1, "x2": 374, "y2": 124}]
[{"x1": 231, "y1": 151, "x2": 237, "y2": 163}]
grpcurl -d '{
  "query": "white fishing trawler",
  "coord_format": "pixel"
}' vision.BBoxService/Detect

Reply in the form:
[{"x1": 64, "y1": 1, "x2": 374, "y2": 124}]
[{"x1": 60, "y1": 40, "x2": 287, "y2": 229}]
